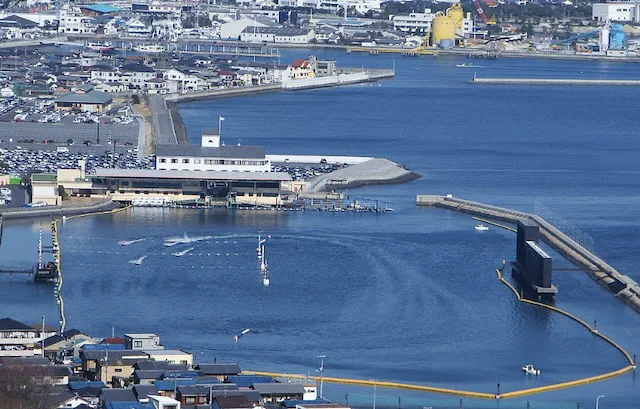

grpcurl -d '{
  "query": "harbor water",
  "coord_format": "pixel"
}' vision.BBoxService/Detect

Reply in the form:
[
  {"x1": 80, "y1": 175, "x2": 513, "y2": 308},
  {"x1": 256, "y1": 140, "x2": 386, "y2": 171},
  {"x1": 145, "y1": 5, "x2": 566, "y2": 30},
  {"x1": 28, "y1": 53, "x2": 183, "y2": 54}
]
[{"x1": 2, "y1": 51, "x2": 640, "y2": 408}]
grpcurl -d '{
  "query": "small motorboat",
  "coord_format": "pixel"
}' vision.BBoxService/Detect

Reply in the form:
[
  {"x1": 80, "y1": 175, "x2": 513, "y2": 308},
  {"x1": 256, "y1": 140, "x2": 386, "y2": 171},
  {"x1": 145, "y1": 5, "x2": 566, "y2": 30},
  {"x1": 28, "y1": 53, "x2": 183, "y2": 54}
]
[
  {"x1": 456, "y1": 63, "x2": 481, "y2": 68},
  {"x1": 475, "y1": 224, "x2": 489, "y2": 231},
  {"x1": 171, "y1": 247, "x2": 194, "y2": 257},
  {"x1": 522, "y1": 364, "x2": 541, "y2": 375}
]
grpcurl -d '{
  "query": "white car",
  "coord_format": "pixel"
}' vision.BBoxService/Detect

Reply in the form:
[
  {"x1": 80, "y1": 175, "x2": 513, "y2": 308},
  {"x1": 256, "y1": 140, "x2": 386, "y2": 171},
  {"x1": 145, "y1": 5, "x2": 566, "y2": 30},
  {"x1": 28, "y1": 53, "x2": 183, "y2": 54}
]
[
  {"x1": 31, "y1": 202, "x2": 47, "y2": 208},
  {"x1": 0, "y1": 187, "x2": 10, "y2": 195}
]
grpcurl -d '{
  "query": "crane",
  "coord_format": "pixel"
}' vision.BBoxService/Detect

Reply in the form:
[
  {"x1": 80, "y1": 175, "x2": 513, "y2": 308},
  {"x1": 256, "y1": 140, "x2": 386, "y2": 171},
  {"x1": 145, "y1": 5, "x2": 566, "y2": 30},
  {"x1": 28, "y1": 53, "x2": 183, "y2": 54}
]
[{"x1": 472, "y1": 0, "x2": 497, "y2": 25}]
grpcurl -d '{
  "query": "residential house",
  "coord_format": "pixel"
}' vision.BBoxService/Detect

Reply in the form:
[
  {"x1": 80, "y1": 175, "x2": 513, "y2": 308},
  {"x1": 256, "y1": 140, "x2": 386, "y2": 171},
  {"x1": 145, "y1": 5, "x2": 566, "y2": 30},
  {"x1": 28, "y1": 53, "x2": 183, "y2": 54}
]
[
  {"x1": 142, "y1": 349, "x2": 193, "y2": 366},
  {"x1": 0, "y1": 14, "x2": 41, "y2": 39},
  {"x1": 31, "y1": 174, "x2": 60, "y2": 205},
  {"x1": 196, "y1": 363, "x2": 241, "y2": 381},
  {"x1": 46, "y1": 391, "x2": 90, "y2": 409},
  {"x1": 99, "y1": 388, "x2": 137, "y2": 409},
  {"x1": 126, "y1": 18, "x2": 152, "y2": 37},
  {"x1": 80, "y1": 346, "x2": 144, "y2": 379},
  {"x1": 58, "y1": 7, "x2": 96, "y2": 34},
  {"x1": 212, "y1": 396, "x2": 254, "y2": 409},
  {"x1": 290, "y1": 59, "x2": 315, "y2": 80},
  {"x1": 125, "y1": 334, "x2": 163, "y2": 350},
  {"x1": 252, "y1": 383, "x2": 305, "y2": 403},
  {"x1": 176, "y1": 385, "x2": 209, "y2": 406},
  {"x1": 94, "y1": 81, "x2": 126, "y2": 93},
  {"x1": 95, "y1": 355, "x2": 149, "y2": 386},
  {"x1": 121, "y1": 63, "x2": 157, "y2": 90},
  {"x1": 0, "y1": 317, "x2": 54, "y2": 357},
  {"x1": 226, "y1": 375, "x2": 273, "y2": 389},
  {"x1": 148, "y1": 395, "x2": 182, "y2": 409},
  {"x1": 308, "y1": 55, "x2": 336, "y2": 77},
  {"x1": 162, "y1": 68, "x2": 205, "y2": 93}
]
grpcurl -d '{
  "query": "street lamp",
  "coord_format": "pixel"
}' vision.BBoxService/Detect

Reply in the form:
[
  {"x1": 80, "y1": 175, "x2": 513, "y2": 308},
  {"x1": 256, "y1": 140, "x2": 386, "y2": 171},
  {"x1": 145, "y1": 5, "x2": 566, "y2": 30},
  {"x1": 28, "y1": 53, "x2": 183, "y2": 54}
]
[
  {"x1": 596, "y1": 395, "x2": 605, "y2": 409},
  {"x1": 316, "y1": 355, "x2": 326, "y2": 399}
]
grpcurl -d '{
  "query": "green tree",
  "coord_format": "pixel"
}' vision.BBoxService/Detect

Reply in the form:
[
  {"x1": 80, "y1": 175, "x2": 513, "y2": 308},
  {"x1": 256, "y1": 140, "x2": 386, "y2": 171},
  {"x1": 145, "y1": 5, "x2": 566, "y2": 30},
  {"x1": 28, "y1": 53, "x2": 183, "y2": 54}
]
[
  {"x1": 58, "y1": 185, "x2": 67, "y2": 200},
  {"x1": 197, "y1": 14, "x2": 212, "y2": 27}
]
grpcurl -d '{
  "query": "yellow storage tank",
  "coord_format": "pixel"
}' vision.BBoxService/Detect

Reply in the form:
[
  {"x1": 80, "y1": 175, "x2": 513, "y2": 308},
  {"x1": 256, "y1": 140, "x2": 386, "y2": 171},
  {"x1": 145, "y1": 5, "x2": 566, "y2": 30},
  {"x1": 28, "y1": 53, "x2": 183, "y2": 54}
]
[
  {"x1": 446, "y1": 3, "x2": 464, "y2": 32},
  {"x1": 431, "y1": 12, "x2": 456, "y2": 46}
]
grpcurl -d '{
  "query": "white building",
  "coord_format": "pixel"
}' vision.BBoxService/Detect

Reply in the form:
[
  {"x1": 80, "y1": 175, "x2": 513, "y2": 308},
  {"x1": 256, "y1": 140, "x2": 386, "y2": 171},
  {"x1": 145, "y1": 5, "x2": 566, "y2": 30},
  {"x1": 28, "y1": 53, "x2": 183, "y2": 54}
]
[
  {"x1": 126, "y1": 18, "x2": 152, "y2": 37},
  {"x1": 393, "y1": 9, "x2": 436, "y2": 34},
  {"x1": 240, "y1": 27, "x2": 314, "y2": 43},
  {"x1": 0, "y1": 318, "x2": 56, "y2": 357},
  {"x1": 156, "y1": 129, "x2": 271, "y2": 173},
  {"x1": 152, "y1": 18, "x2": 182, "y2": 41},
  {"x1": 220, "y1": 17, "x2": 270, "y2": 39},
  {"x1": 58, "y1": 7, "x2": 95, "y2": 34},
  {"x1": 162, "y1": 68, "x2": 205, "y2": 92},
  {"x1": 592, "y1": 2, "x2": 640, "y2": 22}
]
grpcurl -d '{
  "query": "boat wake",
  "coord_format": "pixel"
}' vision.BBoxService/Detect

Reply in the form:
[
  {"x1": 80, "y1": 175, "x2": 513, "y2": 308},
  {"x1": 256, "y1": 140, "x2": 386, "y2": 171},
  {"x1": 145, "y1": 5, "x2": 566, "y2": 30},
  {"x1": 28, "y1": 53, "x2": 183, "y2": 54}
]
[
  {"x1": 119, "y1": 238, "x2": 146, "y2": 246},
  {"x1": 164, "y1": 234, "x2": 213, "y2": 247},
  {"x1": 129, "y1": 255, "x2": 147, "y2": 266},
  {"x1": 172, "y1": 247, "x2": 194, "y2": 257}
]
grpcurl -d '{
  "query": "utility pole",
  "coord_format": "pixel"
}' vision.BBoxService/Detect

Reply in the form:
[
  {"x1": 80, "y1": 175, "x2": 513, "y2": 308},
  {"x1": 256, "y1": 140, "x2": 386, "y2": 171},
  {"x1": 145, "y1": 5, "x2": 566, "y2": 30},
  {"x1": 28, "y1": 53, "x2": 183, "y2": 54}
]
[
  {"x1": 96, "y1": 121, "x2": 100, "y2": 145},
  {"x1": 41, "y1": 315, "x2": 45, "y2": 358},
  {"x1": 316, "y1": 355, "x2": 326, "y2": 399}
]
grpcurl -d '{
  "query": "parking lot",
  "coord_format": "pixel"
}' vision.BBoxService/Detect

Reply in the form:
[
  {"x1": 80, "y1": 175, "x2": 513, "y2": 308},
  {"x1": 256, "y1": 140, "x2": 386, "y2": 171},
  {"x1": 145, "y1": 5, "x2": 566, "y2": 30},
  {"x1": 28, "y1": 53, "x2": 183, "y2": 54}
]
[{"x1": 0, "y1": 147, "x2": 155, "y2": 176}]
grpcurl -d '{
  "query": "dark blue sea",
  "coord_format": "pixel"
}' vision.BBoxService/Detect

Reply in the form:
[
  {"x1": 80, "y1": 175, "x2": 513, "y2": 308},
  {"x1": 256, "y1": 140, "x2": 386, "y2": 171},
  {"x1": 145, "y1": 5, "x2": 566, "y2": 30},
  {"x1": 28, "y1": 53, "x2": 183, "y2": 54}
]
[{"x1": 2, "y1": 50, "x2": 640, "y2": 409}]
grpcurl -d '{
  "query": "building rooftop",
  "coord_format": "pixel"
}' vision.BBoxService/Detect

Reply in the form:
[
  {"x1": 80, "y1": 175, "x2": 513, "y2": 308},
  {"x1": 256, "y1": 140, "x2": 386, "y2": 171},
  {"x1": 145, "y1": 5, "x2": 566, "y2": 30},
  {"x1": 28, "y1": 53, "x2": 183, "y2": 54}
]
[
  {"x1": 0, "y1": 317, "x2": 33, "y2": 331},
  {"x1": 241, "y1": 26, "x2": 309, "y2": 36},
  {"x1": 142, "y1": 349, "x2": 191, "y2": 356},
  {"x1": 125, "y1": 333, "x2": 158, "y2": 339},
  {"x1": 94, "y1": 169, "x2": 292, "y2": 182},
  {"x1": 80, "y1": 4, "x2": 120, "y2": 13},
  {"x1": 196, "y1": 363, "x2": 241, "y2": 375},
  {"x1": 56, "y1": 90, "x2": 112, "y2": 105},
  {"x1": 252, "y1": 382, "x2": 305, "y2": 395},
  {"x1": 156, "y1": 144, "x2": 265, "y2": 160}
]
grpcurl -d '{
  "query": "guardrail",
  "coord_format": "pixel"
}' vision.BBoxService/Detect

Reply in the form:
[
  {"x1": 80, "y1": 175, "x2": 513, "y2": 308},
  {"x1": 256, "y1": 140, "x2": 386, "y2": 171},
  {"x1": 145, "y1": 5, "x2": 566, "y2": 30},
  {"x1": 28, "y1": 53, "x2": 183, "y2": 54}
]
[{"x1": 2, "y1": 199, "x2": 118, "y2": 220}]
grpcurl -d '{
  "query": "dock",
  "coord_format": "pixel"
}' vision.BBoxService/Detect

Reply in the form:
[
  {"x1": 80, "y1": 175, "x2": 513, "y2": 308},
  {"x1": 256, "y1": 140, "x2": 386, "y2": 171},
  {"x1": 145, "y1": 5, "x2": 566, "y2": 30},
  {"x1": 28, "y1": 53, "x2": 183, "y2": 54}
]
[
  {"x1": 346, "y1": 46, "x2": 438, "y2": 56},
  {"x1": 469, "y1": 77, "x2": 640, "y2": 86},
  {"x1": 417, "y1": 195, "x2": 640, "y2": 313}
]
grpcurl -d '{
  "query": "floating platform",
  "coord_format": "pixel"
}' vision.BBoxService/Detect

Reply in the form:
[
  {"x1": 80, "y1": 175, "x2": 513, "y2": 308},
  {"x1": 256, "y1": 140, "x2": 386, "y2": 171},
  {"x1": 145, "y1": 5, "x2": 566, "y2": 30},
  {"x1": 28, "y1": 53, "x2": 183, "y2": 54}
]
[{"x1": 470, "y1": 77, "x2": 640, "y2": 86}]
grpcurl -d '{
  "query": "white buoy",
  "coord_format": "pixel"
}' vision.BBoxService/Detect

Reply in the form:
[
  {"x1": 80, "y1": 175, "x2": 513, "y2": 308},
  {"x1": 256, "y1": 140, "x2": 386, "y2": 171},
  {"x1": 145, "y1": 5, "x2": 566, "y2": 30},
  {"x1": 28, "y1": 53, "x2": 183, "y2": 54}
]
[{"x1": 263, "y1": 277, "x2": 270, "y2": 286}]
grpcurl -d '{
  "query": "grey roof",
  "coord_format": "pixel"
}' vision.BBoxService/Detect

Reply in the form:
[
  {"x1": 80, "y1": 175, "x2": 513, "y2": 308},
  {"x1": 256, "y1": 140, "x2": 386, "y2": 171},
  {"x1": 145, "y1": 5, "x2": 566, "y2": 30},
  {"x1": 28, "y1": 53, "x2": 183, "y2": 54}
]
[
  {"x1": 0, "y1": 15, "x2": 38, "y2": 28},
  {"x1": 43, "y1": 334, "x2": 65, "y2": 348},
  {"x1": 94, "y1": 168, "x2": 292, "y2": 182},
  {"x1": 252, "y1": 383, "x2": 305, "y2": 395},
  {"x1": 133, "y1": 384, "x2": 158, "y2": 399},
  {"x1": 134, "y1": 369, "x2": 166, "y2": 380},
  {"x1": 82, "y1": 350, "x2": 147, "y2": 361},
  {"x1": 178, "y1": 385, "x2": 209, "y2": 396},
  {"x1": 241, "y1": 27, "x2": 309, "y2": 36},
  {"x1": 0, "y1": 317, "x2": 32, "y2": 330},
  {"x1": 135, "y1": 361, "x2": 188, "y2": 371},
  {"x1": 196, "y1": 363, "x2": 241, "y2": 375},
  {"x1": 40, "y1": 365, "x2": 73, "y2": 377},
  {"x1": 214, "y1": 396, "x2": 253, "y2": 409},
  {"x1": 156, "y1": 144, "x2": 265, "y2": 160},
  {"x1": 210, "y1": 390, "x2": 260, "y2": 402},
  {"x1": 122, "y1": 63, "x2": 156, "y2": 73},
  {"x1": 100, "y1": 388, "x2": 136, "y2": 403},
  {"x1": 62, "y1": 328, "x2": 86, "y2": 338},
  {"x1": 56, "y1": 90, "x2": 112, "y2": 105},
  {"x1": 43, "y1": 391, "x2": 77, "y2": 407}
]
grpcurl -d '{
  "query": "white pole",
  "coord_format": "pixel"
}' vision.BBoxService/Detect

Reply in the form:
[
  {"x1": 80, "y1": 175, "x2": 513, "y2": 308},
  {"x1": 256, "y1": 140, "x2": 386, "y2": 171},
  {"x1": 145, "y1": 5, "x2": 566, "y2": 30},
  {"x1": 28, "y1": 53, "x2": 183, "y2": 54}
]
[
  {"x1": 373, "y1": 382, "x2": 377, "y2": 409},
  {"x1": 596, "y1": 395, "x2": 605, "y2": 409},
  {"x1": 41, "y1": 315, "x2": 45, "y2": 358},
  {"x1": 317, "y1": 355, "x2": 326, "y2": 399}
]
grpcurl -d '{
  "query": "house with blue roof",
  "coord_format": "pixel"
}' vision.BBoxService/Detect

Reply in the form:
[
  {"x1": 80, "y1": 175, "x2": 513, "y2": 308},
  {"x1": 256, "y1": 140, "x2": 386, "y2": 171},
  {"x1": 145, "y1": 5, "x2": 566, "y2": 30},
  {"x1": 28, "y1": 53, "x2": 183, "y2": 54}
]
[
  {"x1": 79, "y1": 4, "x2": 119, "y2": 15},
  {"x1": 226, "y1": 375, "x2": 274, "y2": 388}
]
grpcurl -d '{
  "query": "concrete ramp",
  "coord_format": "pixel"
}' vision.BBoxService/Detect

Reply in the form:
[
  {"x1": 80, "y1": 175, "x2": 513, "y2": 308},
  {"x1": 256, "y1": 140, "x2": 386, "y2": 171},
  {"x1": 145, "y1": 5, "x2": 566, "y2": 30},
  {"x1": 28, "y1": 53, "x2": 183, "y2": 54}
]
[{"x1": 307, "y1": 158, "x2": 420, "y2": 192}]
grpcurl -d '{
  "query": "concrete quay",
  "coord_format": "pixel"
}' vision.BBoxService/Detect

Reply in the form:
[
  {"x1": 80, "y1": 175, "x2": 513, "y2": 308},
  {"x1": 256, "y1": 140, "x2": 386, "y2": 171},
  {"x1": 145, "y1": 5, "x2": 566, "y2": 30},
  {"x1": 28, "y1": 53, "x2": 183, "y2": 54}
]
[
  {"x1": 470, "y1": 77, "x2": 640, "y2": 86},
  {"x1": 416, "y1": 195, "x2": 640, "y2": 313},
  {"x1": 307, "y1": 158, "x2": 420, "y2": 192},
  {"x1": 1, "y1": 199, "x2": 119, "y2": 220}
]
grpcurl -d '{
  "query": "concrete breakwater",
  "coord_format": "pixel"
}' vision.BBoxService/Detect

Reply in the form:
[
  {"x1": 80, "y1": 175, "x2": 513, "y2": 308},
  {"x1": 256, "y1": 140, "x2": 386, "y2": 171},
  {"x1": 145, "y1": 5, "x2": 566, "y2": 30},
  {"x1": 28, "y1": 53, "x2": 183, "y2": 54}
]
[
  {"x1": 470, "y1": 77, "x2": 640, "y2": 86},
  {"x1": 308, "y1": 158, "x2": 420, "y2": 192},
  {"x1": 1, "y1": 199, "x2": 119, "y2": 220},
  {"x1": 416, "y1": 195, "x2": 640, "y2": 313}
]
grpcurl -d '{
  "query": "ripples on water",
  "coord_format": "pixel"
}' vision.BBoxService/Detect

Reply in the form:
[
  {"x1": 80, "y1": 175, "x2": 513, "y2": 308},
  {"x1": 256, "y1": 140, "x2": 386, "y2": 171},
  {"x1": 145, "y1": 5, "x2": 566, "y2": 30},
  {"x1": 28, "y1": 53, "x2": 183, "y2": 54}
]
[{"x1": 2, "y1": 52, "x2": 640, "y2": 408}]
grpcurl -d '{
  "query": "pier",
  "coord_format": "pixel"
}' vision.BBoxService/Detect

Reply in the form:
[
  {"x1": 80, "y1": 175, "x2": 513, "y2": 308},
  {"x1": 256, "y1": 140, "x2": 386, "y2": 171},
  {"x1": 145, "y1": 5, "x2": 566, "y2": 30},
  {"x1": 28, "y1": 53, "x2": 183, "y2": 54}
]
[
  {"x1": 469, "y1": 77, "x2": 640, "y2": 86},
  {"x1": 416, "y1": 195, "x2": 640, "y2": 313}
]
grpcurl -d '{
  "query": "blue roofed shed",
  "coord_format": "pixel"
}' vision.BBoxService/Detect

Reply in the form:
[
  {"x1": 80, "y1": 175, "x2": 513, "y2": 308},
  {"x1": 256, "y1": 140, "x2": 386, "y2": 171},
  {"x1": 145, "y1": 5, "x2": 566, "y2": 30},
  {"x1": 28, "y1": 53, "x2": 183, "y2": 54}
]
[
  {"x1": 154, "y1": 379, "x2": 196, "y2": 391},
  {"x1": 80, "y1": 4, "x2": 119, "y2": 14}
]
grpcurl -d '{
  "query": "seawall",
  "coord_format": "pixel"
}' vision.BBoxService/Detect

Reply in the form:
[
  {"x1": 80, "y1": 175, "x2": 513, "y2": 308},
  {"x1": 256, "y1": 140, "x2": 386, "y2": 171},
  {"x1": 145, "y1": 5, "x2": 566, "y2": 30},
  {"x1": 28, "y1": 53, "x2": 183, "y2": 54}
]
[
  {"x1": 470, "y1": 77, "x2": 640, "y2": 86},
  {"x1": 416, "y1": 195, "x2": 640, "y2": 313},
  {"x1": 307, "y1": 158, "x2": 420, "y2": 192},
  {"x1": 1, "y1": 199, "x2": 119, "y2": 220}
]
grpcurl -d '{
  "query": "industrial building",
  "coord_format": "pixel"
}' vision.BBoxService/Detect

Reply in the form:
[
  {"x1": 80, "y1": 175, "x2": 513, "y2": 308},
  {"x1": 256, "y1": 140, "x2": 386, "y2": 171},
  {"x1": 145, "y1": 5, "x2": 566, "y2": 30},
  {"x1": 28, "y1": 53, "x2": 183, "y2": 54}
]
[
  {"x1": 392, "y1": 5, "x2": 474, "y2": 45},
  {"x1": 239, "y1": 27, "x2": 315, "y2": 44},
  {"x1": 592, "y1": 2, "x2": 640, "y2": 22}
]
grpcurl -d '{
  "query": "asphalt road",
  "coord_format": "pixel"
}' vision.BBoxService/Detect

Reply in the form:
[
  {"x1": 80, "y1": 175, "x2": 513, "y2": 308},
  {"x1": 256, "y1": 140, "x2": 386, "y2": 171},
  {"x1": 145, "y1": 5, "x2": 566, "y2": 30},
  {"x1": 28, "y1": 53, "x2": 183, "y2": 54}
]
[
  {"x1": 148, "y1": 95, "x2": 177, "y2": 145},
  {"x1": 0, "y1": 185, "x2": 28, "y2": 209}
]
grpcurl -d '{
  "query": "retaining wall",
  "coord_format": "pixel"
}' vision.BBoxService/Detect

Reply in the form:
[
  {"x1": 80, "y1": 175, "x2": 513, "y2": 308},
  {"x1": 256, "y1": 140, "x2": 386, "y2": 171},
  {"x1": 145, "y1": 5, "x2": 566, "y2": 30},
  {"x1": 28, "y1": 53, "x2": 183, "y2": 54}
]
[{"x1": 2, "y1": 199, "x2": 119, "y2": 220}]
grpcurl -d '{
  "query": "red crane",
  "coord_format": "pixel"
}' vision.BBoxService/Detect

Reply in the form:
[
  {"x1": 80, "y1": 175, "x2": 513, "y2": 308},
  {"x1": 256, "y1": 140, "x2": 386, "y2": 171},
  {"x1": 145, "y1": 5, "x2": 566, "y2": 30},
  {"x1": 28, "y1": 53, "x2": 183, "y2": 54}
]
[{"x1": 472, "y1": 0, "x2": 489, "y2": 24}]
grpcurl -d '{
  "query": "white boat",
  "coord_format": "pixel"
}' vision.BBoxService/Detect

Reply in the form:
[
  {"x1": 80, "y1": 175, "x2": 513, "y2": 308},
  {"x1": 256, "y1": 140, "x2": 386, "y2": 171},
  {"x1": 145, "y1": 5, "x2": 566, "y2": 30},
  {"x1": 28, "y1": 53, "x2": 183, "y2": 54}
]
[
  {"x1": 456, "y1": 63, "x2": 481, "y2": 68},
  {"x1": 86, "y1": 41, "x2": 113, "y2": 51},
  {"x1": 475, "y1": 224, "x2": 489, "y2": 231},
  {"x1": 134, "y1": 45, "x2": 166, "y2": 53},
  {"x1": 119, "y1": 238, "x2": 145, "y2": 246},
  {"x1": 165, "y1": 234, "x2": 212, "y2": 246},
  {"x1": 171, "y1": 247, "x2": 194, "y2": 257},
  {"x1": 522, "y1": 364, "x2": 541, "y2": 375}
]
